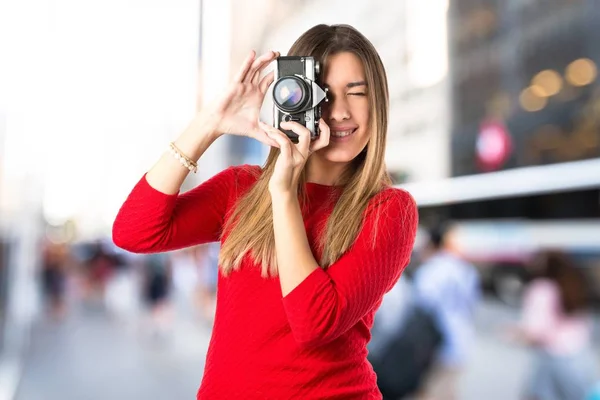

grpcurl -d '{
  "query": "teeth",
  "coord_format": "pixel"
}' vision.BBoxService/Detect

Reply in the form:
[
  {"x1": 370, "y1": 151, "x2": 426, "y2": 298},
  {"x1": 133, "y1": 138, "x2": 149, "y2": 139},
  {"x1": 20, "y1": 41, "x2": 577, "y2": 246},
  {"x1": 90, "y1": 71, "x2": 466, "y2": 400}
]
[{"x1": 332, "y1": 129, "x2": 354, "y2": 138}]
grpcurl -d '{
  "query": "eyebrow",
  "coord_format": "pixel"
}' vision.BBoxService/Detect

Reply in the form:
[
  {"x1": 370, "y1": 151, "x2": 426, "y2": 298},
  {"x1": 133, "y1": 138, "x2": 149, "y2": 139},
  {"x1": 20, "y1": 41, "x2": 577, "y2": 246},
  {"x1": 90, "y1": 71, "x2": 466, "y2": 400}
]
[
  {"x1": 323, "y1": 81, "x2": 368, "y2": 89},
  {"x1": 346, "y1": 81, "x2": 367, "y2": 88}
]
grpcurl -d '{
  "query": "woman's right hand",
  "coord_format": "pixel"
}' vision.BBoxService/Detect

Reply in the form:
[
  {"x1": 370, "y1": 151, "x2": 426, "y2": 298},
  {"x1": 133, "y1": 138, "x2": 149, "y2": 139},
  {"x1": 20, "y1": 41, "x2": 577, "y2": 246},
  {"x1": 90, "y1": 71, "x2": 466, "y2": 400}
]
[{"x1": 207, "y1": 50, "x2": 280, "y2": 147}]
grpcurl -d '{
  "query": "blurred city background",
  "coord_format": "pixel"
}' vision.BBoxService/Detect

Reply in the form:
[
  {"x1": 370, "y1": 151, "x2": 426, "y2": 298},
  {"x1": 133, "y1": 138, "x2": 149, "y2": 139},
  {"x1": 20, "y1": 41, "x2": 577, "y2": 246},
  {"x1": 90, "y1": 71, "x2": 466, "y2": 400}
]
[{"x1": 1, "y1": 0, "x2": 599, "y2": 399}]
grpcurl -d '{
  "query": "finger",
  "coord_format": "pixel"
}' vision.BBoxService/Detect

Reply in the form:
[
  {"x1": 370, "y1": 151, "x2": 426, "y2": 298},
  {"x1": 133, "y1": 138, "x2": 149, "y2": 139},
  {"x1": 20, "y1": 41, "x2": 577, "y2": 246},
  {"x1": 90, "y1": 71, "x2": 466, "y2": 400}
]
[
  {"x1": 244, "y1": 51, "x2": 276, "y2": 84},
  {"x1": 253, "y1": 126, "x2": 280, "y2": 148},
  {"x1": 280, "y1": 121, "x2": 311, "y2": 155},
  {"x1": 252, "y1": 51, "x2": 280, "y2": 85},
  {"x1": 259, "y1": 122, "x2": 292, "y2": 152},
  {"x1": 267, "y1": 131, "x2": 293, "y2": 160},
  {"x1": 233, "y1": 50, "x2": 255, "y2": 83},
  {"x1": 244, "y1": 51, "x2": 273, "y2": 83},
  {"x1": 262, "y1": 134, "x2": 280, "y2": 148},
  {"x1": 309, "y1": 119, "x2": 331, "y2": 153},
  {"x1": 251, "y1": 55, "x2": 277, "y2": 85},
  {"x1": 259, "y1": 71, "x2": 275, "y2": 94}
]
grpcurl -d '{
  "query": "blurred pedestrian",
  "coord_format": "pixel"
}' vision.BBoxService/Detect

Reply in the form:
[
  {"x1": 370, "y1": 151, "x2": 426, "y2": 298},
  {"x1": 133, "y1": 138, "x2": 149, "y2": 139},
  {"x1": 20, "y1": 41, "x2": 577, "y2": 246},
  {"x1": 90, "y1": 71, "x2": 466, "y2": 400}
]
[
  {"x1": 170, "y1": 246, "x2": 200, "y2": 316},
  {"x1": 84, "y1": 240, "x2": 118, "y2": 307},
  {"x1": 369, "y1": 276, "x2": 442, "y2": 400},
  {"x1": 195, "y1": 242, "x2": 219, "y2": 322},
  {"x1": 40, "y1": 239, "x2": 69, "y2": 320},
  {"x1": 508, "y1": 250, "x2": 598, "y2": 400},
  {"x1": 412, "y1": 222, "x2": 480, "y2": 400},
  {"x1": 141, "y1": 252, "x2": 173, "y2": 339}
]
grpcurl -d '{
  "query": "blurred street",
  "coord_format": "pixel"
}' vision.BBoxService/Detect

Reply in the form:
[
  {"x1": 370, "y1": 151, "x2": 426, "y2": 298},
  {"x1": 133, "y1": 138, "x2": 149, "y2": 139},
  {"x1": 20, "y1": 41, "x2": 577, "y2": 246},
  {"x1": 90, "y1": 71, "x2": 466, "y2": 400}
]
[
  {"x1": 463, "y1": 300, "x2": 600, "y2": 400},
  {"x1": 15, "y1": 303, "x2": 212, "y2": 400},
  {"x1": 12, "y1": 295, "x2": 600, "y2": 400}
]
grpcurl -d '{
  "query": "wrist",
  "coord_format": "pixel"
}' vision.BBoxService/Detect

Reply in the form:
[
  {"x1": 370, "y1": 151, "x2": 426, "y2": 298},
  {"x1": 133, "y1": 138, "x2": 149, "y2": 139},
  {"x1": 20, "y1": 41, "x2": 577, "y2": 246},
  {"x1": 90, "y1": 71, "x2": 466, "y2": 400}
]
[
  {"x1": 269, "y1": 188, "x2": 298, "y2": 203},
  {"x1": 191, "y1": 111, "x2": 222, "y2": 141},
  {"x1": 174, "y1": 114, "x2": 222, "y2": 162}
]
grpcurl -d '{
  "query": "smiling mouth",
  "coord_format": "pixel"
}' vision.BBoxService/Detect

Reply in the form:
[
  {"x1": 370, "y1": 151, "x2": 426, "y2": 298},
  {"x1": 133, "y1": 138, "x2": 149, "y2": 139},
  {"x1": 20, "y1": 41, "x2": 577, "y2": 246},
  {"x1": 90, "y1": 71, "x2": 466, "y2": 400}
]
[{"x1": 331, "y1": 128, "x2": 357, "y2": 139}]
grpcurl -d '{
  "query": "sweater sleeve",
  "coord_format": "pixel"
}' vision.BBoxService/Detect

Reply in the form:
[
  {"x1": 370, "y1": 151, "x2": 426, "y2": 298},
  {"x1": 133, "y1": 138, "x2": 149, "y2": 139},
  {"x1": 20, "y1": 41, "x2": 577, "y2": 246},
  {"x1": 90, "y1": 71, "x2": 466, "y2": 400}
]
[
  {"x1": 112, "y1": 165, "x2": 244, "y2": 253},
  {"x1": 281, "y1": 189, "x2": 418, "y2": 348}
]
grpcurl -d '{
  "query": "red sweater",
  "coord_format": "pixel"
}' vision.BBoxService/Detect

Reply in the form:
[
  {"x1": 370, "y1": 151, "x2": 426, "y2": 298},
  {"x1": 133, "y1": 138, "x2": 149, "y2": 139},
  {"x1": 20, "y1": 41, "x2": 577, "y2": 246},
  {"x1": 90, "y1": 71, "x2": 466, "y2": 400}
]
[{"x1": 113, "y1": 165, "x2": 418, "y2": 400}]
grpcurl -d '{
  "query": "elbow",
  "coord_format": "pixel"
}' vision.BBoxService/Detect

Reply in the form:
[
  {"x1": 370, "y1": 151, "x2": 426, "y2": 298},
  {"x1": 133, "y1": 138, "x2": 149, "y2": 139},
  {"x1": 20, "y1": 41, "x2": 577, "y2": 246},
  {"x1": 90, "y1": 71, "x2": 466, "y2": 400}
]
[
  {"x1": 112, "y1": 221, "x2": 136, "y2": 253},
  {"x1": 112, "y1": 217, "x2": 171, "y2": 254},
  {"x1": 112, "y1": 218, "x2": 147, "y2": 253},
  {"x1": 289, "y1": 313, "x2": 345, "y2": 350},
  {"x1": 282, "y1": 273, "x2": 354, "y2": 349}
]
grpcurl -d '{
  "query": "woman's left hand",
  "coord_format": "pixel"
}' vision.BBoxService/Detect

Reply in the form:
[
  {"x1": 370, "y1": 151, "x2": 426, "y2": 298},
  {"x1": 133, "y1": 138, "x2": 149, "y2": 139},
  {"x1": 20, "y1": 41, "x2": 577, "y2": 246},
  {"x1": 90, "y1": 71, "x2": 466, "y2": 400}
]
[{"x1": 259, "y1": 119, "x2": 330, "y2": 195}]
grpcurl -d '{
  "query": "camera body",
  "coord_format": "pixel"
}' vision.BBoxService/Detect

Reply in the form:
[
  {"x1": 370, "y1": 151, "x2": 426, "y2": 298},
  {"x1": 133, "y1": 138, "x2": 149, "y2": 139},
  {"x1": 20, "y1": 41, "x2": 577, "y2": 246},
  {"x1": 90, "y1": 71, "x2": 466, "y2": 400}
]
[{"x1": 273, "y1": 56, "x2": 328, "y2": 143}]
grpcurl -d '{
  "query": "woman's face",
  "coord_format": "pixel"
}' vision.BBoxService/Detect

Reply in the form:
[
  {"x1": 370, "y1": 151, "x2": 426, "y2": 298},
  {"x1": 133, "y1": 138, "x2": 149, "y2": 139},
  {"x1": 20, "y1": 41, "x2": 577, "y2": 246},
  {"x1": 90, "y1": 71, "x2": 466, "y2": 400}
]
[{"x1": 316, "y1": 51, "x2": 371, "y2": 163}]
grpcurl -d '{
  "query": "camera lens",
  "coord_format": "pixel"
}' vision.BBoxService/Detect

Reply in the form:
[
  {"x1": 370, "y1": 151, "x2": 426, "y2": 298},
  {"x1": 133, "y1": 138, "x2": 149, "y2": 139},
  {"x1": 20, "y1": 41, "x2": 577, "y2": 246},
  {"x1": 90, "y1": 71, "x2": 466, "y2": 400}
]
[{"x1": 273, "y1": 76, "x2": 309, "y2": 112}]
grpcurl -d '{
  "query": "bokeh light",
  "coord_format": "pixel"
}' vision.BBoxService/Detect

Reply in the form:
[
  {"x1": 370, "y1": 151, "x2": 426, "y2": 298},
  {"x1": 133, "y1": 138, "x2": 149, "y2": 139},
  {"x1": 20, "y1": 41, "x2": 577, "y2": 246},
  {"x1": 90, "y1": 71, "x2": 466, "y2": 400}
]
[
  {"x1": 566, "y1": 58, "x2": 597, "y2": 87},
  {"x1": 532, "y1": 69, "x2": 563, "y2": 97},
  {"x1": 520, "y1": 86, "x2": 548, "y2": 112}
]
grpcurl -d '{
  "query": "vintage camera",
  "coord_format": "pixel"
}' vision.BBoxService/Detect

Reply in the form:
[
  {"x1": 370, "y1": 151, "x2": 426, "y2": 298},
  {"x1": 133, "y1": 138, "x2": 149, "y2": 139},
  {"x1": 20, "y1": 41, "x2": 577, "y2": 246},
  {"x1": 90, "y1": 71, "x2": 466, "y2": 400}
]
[{"x1": 272, "y1": 56, "x2": 328, "y2": 143}]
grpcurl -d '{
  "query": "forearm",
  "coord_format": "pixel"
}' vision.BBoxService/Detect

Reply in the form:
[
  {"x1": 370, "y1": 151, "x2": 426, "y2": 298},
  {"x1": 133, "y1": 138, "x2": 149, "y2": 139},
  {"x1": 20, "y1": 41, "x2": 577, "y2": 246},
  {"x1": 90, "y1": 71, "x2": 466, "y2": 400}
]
[
  {"x1": 146, "y1": 112, "x2": 222, "y2": 195},
  {"x1": 271, "y1": 192, "x2": 319, "y2": 296}
]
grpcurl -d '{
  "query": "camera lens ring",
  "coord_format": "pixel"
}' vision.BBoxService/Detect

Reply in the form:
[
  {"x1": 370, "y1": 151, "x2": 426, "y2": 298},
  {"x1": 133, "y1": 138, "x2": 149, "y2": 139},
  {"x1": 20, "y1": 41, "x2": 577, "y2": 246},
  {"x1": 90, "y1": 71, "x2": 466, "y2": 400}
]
[{"x1": 273, "y1": 76, "x2": 311, "y2": 113}]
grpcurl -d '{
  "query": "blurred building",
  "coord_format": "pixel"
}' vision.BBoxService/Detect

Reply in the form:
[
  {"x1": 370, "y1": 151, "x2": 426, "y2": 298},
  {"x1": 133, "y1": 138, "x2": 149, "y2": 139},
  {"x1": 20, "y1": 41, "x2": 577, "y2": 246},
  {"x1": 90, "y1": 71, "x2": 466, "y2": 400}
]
[
  {"x1": 442, "y1": 0, "x2": 600, "y2": 219},
  {"x1": 403, "y1": 0, "x2": 600, "y2": 306},
  {"x1": 0, "y1": 1, "x2": 206, "y2": 396},
  {"x1": 0, "y1": 1, "x2": 46, "y2": 395},
  {"x1": 403, "y1": 0, "x2": 600, "y2": 220},
  {"x1": 449, "y1": 0, "x2": 600, "y2": 177}
]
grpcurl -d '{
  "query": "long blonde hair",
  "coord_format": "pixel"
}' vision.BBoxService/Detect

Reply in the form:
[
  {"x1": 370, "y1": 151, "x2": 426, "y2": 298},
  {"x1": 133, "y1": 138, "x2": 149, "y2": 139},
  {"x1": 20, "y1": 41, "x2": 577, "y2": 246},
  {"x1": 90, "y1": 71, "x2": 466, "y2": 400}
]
[{"x1": 219, "y1": 24, "x2": 392, "y2": 277}]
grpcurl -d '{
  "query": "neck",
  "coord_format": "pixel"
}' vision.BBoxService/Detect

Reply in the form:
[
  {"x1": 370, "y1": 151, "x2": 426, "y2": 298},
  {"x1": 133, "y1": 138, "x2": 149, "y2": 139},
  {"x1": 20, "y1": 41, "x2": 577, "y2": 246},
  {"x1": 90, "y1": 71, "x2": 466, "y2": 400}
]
[{"x1": 305, "y1": 156, "x2": 349, "y2": 186}]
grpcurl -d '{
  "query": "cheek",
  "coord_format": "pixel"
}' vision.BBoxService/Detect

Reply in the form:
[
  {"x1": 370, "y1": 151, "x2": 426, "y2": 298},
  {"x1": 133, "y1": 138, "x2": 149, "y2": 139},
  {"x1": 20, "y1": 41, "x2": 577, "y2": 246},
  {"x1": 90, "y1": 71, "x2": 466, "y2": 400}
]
[
  {"x1": 356, "y1": 128, "x2": 371, "y2": 150},
  {"x1": 351, "y1": 102, "x2": 369, "y2": 125},
  {"x1": 352, "y1": 104, "x2": 370, "y2": 141}
]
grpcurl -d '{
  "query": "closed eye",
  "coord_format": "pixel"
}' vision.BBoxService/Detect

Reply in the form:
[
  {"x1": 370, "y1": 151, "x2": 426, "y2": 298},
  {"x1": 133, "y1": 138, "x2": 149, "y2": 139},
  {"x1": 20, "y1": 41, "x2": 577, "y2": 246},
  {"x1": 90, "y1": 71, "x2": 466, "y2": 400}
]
[{"x1": 348, "y1": 92, "x2": 366, "y2": 96}]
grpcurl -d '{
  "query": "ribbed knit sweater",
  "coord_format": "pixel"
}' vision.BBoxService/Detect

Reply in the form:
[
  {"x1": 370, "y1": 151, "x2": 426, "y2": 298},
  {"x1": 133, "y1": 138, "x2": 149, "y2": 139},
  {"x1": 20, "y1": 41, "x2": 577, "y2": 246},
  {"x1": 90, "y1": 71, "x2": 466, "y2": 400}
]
[{"x1": 112, "y1": 164, "x2": 418, "y2": 399}]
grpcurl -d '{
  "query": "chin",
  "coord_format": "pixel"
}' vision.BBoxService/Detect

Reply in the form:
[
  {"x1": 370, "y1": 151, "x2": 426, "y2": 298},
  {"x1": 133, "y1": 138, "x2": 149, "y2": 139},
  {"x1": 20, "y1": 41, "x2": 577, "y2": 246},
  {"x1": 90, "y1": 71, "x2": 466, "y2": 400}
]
[{"x1": 321, "y1": 148, "x2": 363, "y2": 163}]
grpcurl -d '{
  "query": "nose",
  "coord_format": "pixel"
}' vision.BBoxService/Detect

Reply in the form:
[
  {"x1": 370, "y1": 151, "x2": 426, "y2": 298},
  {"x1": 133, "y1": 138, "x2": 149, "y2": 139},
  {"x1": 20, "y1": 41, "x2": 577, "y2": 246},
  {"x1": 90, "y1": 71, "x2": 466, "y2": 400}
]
[{"x1": 325, "y1": 94, "x2": 351, "y2": 122}]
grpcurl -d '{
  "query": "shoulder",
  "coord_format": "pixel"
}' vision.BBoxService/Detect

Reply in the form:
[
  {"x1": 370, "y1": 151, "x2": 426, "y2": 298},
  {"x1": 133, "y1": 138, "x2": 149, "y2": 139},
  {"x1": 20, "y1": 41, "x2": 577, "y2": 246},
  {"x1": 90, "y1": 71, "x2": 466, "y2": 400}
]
[
  {"x1": 216, "y1": 164, "x2": 262, "y2": 184},
  {"x1": 195, "y1": 165, "x2": 261, "y2": 203},
  {"x1": 221, "y1": 164, "x2": 262, "y2": 178},
  {"x1": 366, "y1": 187, "x2": 419, "y2": 237},
  {"x1": 225, "y1": 164, "x2": 263, "y2": 201},
  {"x1": 369, "y1": 186, "x2": 418, "y2": 218}
]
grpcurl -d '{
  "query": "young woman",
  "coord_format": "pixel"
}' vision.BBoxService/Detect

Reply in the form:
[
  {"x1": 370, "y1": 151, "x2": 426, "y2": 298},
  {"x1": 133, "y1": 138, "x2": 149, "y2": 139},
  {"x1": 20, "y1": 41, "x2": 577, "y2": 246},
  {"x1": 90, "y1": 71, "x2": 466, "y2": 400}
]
[{"x1": 113, "y1": 24, "x2": 418, "y2": 399}]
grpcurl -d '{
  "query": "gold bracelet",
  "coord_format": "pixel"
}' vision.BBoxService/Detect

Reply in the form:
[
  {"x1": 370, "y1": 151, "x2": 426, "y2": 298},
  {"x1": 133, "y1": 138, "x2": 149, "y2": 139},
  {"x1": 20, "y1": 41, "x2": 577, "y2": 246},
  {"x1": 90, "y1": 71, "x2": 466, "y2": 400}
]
[
  {"x1": 169, "y1": 142, "x2": 197, "y2": 166},
  {"x1": 169, "y1": 142, "x2": 198, "y2": 173}
]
